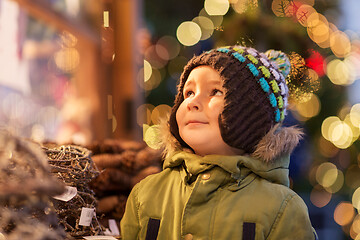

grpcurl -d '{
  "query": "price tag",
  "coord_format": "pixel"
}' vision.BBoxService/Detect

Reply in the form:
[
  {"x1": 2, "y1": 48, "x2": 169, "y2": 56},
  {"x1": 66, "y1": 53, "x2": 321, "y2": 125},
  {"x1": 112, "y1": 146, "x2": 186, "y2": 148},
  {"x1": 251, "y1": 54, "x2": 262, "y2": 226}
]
[
  {"x1": 52, "y1": 186, "x2": 77, "y2": 202},
  {"x1": 108, "y1": 219, "x2": 120, "y2": 236},
  {"x1": 83, "y1": 236, "x2": 117, "y2": 240},
  {"x1": 79, "y1": 207, "x2": 95, "y2": 226}
]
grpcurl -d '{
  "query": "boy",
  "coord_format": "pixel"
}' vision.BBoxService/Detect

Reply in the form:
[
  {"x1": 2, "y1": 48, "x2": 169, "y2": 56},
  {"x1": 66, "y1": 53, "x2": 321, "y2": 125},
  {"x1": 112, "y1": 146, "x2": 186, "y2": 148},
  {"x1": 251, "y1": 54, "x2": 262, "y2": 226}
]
[{"x1": 120, "y1": 45, "x2": 317, "y2": 240}]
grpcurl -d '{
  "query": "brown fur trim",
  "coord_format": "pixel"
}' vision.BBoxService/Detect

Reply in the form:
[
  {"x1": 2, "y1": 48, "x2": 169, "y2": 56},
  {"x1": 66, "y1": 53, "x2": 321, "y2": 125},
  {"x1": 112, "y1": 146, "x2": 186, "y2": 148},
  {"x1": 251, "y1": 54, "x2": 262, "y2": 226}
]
[
  {"x1": 252, "y1": 124, "x2": 304, "y2": 162},
  {"x1": 157, "y1": 116, "x2": 184, "y2": 158}
]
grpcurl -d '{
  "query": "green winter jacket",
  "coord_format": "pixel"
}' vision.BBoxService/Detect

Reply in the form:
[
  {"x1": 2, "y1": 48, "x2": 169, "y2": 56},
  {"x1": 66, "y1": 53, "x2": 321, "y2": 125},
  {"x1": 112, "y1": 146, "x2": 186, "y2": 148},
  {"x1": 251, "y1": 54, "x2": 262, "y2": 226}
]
[{"x1": 120, "y1": 151, "x2": 316, "y2": 240}]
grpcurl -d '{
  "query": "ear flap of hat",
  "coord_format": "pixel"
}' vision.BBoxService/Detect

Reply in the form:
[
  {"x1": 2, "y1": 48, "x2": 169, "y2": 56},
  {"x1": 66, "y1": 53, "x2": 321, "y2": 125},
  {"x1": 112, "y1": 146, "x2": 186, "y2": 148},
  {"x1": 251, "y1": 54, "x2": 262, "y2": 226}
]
[{"x1": 252, "y1": 124, "x2": 304, "y2": 162}]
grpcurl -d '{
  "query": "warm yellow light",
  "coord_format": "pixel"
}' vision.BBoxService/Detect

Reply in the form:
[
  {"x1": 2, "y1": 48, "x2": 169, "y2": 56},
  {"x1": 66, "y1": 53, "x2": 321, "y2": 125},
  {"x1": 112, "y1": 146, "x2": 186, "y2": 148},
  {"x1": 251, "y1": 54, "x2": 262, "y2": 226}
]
[
  {"x1": 326, "y1": 59, "x2": 353, "y2": 85},
  {"x1": 192, "y1": 16, "x2": 214, "y2": 40},
  {"x1": 137, "y1": 67, "x2": 162, "y2": 91},
  {"x1": 199, "y1": 8, "x2": 223, "y2": 28},
  {"x1": 143, "y1": 124, "x2": 161, "y2": 149},
  {"x1": 353, "y1": 187, "x2": 360, "y2": 211},
  {"x1": 352, "y1": 215, "x2": 360, "y2": 236},
  {"x1": 334, "y1": 202, "x2": 355, "y2": 226},
  {"x1": 176, "y1": 21, "x2": 202, "y2": 46},
  {"x1": 151, "y1": 104, "x2": 172, "y2": 125},
  {"x1": 330, "y1": 31, "x2": 352, "y2": 58},
  {"x1": 296, "y1": 4, "x2": 316, "y2": 26},
  {"x1": 204, "y1": 0, "x2": 229, "y2": 16},
  {"x1": 54, "y1": 48, "x2": 80, "y2": 72},
  {"x1": 321, "y1": 116, "x2": 341, "y2": 141},
  {"x1": 325, "y1": 170, "x2": 344, "y2": 193},
  {"x1": 231, "y1": 0, "x2": 258, "y2": 14},
  {"x1": 144, "y1": 60, "x2": 152, "y2": 82},
  {"x1": 331, "y1": 122, "x2": 353, "y2": 149},
  {"x1": 350, "y1": 104, "x2": 360, "y2": 128},
  {"x1": 103, "y1": 11, "x2": 109, "y2": 28},
  {"x1": 316, "y1": 162, "x2": 338, "y2": 188},
  {"x1": 295, "y1": 93, "x2": 320, "y2": 119},
  {"x1": 345, "y1": 114, "x2": 360, "y2": 141}
]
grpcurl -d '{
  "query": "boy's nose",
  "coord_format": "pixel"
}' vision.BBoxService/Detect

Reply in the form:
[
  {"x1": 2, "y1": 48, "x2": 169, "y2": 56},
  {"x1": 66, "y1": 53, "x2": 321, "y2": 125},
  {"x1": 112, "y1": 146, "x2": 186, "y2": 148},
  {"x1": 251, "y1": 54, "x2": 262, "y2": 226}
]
[{"x1": 187, "y1": 95, "x2": 203, "y2": 111}]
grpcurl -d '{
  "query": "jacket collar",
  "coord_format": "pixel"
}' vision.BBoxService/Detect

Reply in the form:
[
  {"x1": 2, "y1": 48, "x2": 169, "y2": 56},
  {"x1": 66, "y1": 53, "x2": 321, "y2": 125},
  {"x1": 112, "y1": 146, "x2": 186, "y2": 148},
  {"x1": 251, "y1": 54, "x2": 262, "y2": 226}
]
[{"x1": 163, "y1": 151, "x2": 290, "y2": 188}]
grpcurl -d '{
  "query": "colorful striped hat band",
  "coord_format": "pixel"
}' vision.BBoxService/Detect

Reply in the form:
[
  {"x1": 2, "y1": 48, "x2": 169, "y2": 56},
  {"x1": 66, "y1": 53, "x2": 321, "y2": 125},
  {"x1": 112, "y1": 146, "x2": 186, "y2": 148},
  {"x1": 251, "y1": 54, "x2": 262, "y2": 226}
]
[{"x1": 214, "y1": 46, "x2": 289, "y2": 123}]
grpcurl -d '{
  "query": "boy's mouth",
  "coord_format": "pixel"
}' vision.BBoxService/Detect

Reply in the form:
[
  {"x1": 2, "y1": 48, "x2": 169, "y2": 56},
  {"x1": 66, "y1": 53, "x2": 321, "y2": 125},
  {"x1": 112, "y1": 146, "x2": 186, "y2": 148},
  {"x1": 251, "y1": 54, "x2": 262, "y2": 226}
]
[{"x1": 186, "y1": 120, "x2": 208, "y2": 125}]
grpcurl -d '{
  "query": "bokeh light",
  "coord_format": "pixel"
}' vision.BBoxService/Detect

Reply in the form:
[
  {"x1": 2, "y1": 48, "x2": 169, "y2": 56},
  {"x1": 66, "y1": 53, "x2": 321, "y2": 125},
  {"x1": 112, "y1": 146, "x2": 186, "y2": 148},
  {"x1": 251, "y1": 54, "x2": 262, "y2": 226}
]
[
  {"x1": 330, "y1": 31, "x2": 352, "y2": 58},
  {"x1": 296, "y1": 5, "x2": 317, "y2": 27},
  {"x1": 204, "y1": 0, "x2": 229, "y2": 16},
  {"x1": 352, "y1": 215, "x2": 360, "y2": 238},
  {"x1": 192, "y1": 16, "x2": 214, "y2": 40},
  {"x1": 318, "y1": 136, "x2": 339, "y2": 158},
  {"x1": 176, "y1": 21, "x2": 202, "y2": 46},
  {"x1": 199, "y1": 8, "x2": 223, "y2": 28},
  {"x1": 230, "y1": 0, "x2": 258, "y2": 14},
  {"x1": 54, "y1": 48, "x2": 80, "y2": 72},
  {"x1": 310, "y1": 185, "x2": 332, "y2": 208},
  {"x1": 137, "y1": 66, "x2": 162, "y2": 91},
  {"x1": 352, "y1": 187, "x2": 360, "y2": 211},
  {"x1": 157, "y1": 36, "x2": 180, "y2": 60},
  {"x1": 334, "y1": 202, "x2": 355, "y2": 226},
  {"x1": 321, "y1": 116, "x2": 341, "y2": 141},
  {"x1": 144, "y1": 60, "x2": 152, "y2": 82},
  {"x1": 326, "y1": 58, "x2": 354, "y2": 86},
  {"x1": 151, "y1": 104, "x2": 171, "y2": 125},
  {"x1": 143, "y1": 124, "x2": 161, "y2": 150},
  {"x1": 316, "y1": 162, "x2": 338, "y2": 188},
  {"x1": 294, "y1": 93, "x2": 320, "y2": 119},
  {"x1": 144, "y1": 45, "x2": 168, "y2": 69},
  {"x1": 345, "y1": 165, "x2": 360, "y2": 190},
  {"x1": 136, "y1": 104, "x2": 155, "y2": 126}
]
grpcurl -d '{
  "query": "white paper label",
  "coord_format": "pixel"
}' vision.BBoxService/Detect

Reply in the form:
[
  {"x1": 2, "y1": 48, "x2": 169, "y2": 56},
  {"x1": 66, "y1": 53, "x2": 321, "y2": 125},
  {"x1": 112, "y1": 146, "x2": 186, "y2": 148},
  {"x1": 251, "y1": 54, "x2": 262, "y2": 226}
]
[
  {"x1": 52, "y1": 186, "x2": 77, "y2": 202},
  {"x1": 82, "y1": 236, "x2": 117, "y2": 240},
  {"x1": 79, "y1": 207, "x2": 95, "y2": 226},
  {"x1": 108, "y1": 219, "x2": 120, "y2": 236}
]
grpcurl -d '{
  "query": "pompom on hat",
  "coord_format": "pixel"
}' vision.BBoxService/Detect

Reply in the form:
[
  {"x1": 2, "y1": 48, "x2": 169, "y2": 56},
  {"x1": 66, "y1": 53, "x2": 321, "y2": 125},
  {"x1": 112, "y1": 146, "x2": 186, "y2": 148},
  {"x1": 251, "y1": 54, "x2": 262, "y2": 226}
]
[{"x1": 169, "y1": 45, "x2": 303, "y2": 161}]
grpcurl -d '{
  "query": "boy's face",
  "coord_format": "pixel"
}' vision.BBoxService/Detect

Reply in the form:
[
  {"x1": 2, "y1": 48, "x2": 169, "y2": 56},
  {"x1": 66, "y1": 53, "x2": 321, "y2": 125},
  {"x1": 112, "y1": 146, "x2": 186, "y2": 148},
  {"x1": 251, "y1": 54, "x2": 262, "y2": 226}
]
[{"x1": 176, "y1": 66, "x2": 242, "y2": 156}]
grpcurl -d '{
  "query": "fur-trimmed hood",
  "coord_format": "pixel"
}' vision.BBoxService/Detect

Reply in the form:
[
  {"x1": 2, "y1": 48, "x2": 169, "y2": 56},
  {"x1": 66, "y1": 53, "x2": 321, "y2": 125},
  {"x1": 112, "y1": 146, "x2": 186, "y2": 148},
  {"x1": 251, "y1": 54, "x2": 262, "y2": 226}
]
[{"x1": 156, "y1": 116, "x2": 303, "y2": 163}]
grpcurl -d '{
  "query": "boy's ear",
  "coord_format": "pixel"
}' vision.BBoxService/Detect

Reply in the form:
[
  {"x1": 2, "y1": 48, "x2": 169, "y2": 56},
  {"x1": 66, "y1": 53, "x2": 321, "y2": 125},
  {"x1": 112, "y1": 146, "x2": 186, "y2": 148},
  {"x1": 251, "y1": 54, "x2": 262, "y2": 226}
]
[{"x1": 252, "y1": 124, "x2": 304, "y2": 162}]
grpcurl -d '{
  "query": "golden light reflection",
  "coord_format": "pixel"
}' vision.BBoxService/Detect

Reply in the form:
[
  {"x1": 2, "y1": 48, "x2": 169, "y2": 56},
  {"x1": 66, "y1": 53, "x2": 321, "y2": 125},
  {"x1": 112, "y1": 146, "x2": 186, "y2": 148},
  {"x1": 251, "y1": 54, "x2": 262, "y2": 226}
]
[
  {"x1": 157, "y1": 36, "x2": 180, "y2": 60},
  {"x1": 331, "y1": 121, "x2": 353, "y2": 149},
  {"x1": 144, "y1": 60, "x2": 152, "y2": 82},
  {"x1": 344, "y1": 114, "x2": 360, "y2": 142},
  {"x1": 325, "y1": 169, "x2": 344, "y2": 193},
  {"x1": 31, "y1": 124, "x2": 45, "y2": 143},
  {"x1": 321, "y1": 116, "x2": 341, "y2": 141},
  {"x1": 151, "y1": 104, "x2": 172, "y2": 125},
  {"x1": 176, "y1": 21, "x2": 202, "y2": 46},
  {"x1": 310, "y1": 185, "x2": 332, "y2": 208},
  {"x1": 316, "y1": 162, "x2": 338, "y2": 188},
  {"x1": 204, "y1": 0, "x2": 229, "y2": 16},
  {"x1": 103, "y1": 11, "x2": 109, "y2": 28},
  {"x1": 199, "y1": 8, "x2": 223, "y2": 28},
  {"x1": 326, "y1": 59, "x2": 354, "y2": 86},
  {"x1": 334, "y1": 202, "x2": 355, "y2": 226},
  {"x1": 352, "y1": 187, "x2": 360, "y2": 211},
  {"x1": 61, "y1": 31, "x2": 78, "y2": 48},
  {"x1": 330, "y1": 31, "x2": 352, "y2": 58},
  {"x1": 143, "y1": 124, "x2": 161, "y2": 149},
  {"x1": 350, "y1": 104, "x2": 360, "y2": 129},
  {"x1": 296, "y1": 5, "x2": 316, "y2": 27},
  {"x1": 137, "y1": 67, "x2": 162, "y2": 91},
  {"x1": 136, "y1": 104, "x2": 154, "y2": 126},
  {"x1": 230, "y1": 0, "x2": 258, "y2": 14},
  {"x1": 294, "y1": 93, "x2": 320, "y2": 119},
  {"x1": 192, "y1": 16, "x2": 214, "y2": 40},
  {"x1": 54, "y1": 48, "x2": 80, "y2": 72},
  {"x1": 352, "y1": 215, "x2": 360, "y2": 237}
]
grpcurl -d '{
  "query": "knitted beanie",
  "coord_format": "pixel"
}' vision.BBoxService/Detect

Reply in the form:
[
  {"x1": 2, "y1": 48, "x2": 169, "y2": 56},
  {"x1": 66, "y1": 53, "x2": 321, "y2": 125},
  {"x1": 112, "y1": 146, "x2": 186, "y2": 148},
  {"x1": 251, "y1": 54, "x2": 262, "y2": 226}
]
[{"x1": 169, "y1": 45, "x2": 291, "y2": 154}]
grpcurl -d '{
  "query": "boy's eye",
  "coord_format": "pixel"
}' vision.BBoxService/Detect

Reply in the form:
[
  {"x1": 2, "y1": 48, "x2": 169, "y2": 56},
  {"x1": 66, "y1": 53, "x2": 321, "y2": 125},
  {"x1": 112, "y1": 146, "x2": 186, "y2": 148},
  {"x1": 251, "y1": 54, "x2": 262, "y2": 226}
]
[
  {"x1": 211, "y1": 89, "x2": 223, "y2": 96},
  {"x1": 184, "y1": 90, "x2": 194, "y2": 98}
]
